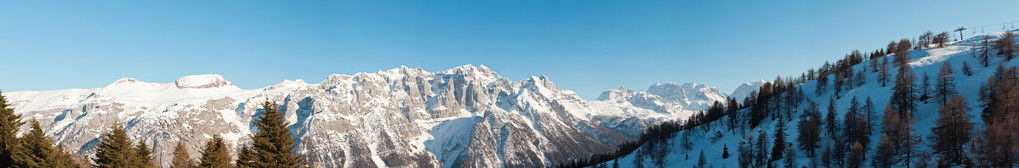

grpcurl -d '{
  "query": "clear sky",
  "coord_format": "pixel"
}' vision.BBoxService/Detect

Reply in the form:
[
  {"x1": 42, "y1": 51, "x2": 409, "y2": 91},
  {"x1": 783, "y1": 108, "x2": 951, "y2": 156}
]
[{"x1": 2, "y1": 1, "x2": 1019, "y2": 99}]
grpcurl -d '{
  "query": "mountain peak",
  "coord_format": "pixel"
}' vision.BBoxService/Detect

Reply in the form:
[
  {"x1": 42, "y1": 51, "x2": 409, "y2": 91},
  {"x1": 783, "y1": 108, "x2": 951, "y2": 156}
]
[{"x1": 174, "y1": 74, "x2": 234, "y2": 89}]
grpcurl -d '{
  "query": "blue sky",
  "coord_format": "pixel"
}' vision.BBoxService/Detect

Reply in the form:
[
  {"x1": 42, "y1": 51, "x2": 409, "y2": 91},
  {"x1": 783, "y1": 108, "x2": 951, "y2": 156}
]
[{"x1": 2, "y1": 1, "x2": 1019, "y2": 99}]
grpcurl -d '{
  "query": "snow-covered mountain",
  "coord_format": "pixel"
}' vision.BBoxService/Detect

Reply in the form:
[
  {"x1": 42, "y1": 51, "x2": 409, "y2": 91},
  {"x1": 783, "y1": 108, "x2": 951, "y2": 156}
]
[
  {"x1": 4, "y1": 65, "x2": 733, "y2": 167},
  {"x1": 730, "y1": 80, "x2": 768, "y2": 104},
  {"x1": 607, "y1": 30, "x2": 1019, "y2": 167}
]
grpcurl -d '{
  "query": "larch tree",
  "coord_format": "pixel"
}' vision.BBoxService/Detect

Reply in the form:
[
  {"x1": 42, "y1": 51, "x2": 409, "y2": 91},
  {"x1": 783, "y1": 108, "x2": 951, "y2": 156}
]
[
  {"x1": 980, "y1": 36, "x2": 991, "y2": 67},
  {"x1": 890, "y1": 63, "x2": 917, "y2": 116},
  {"x1": 0, "y1": 90, "x2": 24, "y2": 167},
  {"x1": 929, "y1": 95, "x2": 973, "y2": 166},
  {"x1": 995, "y1": 31, "x2": 1017, "y2": 60},
  {"x1": 934, "y1": 63, "x2": 958, "y2": 105},
  {"x1": 236, "y1": 100, "x2": 305, "y2": 168},
  {"x1": 879, "y1": 57, "x2": 891, "y2": 87}
]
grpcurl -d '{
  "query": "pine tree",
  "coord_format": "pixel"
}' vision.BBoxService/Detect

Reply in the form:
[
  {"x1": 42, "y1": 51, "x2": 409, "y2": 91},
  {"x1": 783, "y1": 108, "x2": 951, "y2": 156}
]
[
  {"x1": 236, "y1": 100, "x2": 305, "y2": 168},
  {"x1": 198, "y1": 135, "x2": 230, "y2": 168},
  {"x1": 0, "y1": 90, "x2": 24, "y2": 167},
  {"x1": 921, "y1": 73, "x2": 931, "y2": 103},
  {"x1": 754, "y1": 130, "x2": 769, "y2": 168},
  {"x1": 696, "y1": 149, "x2": 707, "y2": 168},
  {"x1": 12, "y1": 119, "x2": 78, "y2": 168},
  {"x1": 929, "y1": 95, "x2": 972, "y2": 166},
  {"x1": 980, "y1": 36, "x2": 991, "y2": 67},
  {"x1": 797, "y1": 102, "x2": 821, "y2": 157},
  {"x1": 738, "y1": 140, "x2": 752, "y2": 168},
  {"x1": 934, "y1": 63, "x2": 958, "y2": 105},
  {"x1": 771, "y1": 118, "x2": 786, "y2": 162},
  {"x1": 962, "y1": 61, "x2": 973, "y2": 76},
  {"x1": 171, "y1": 141, "x2": 194, "y2": 168},
  {"x1": 825, "y1": 97, "x2": 839, "y2": 141},
  {"x1": 722, "y1": 144, "x2": 730, "y2": 159},
  {"x1": 134, "y1": 140, "x2": 154, "y2": 168},
  {"x1": 93, "y1": 122, "x2": 136, "y2": 168}
]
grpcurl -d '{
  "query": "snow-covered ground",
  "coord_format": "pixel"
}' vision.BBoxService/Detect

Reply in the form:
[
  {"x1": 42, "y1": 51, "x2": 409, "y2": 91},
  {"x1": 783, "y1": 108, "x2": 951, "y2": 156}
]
[{"x1": 609, "y1": 30, "x2": 1019, "y2": 167}]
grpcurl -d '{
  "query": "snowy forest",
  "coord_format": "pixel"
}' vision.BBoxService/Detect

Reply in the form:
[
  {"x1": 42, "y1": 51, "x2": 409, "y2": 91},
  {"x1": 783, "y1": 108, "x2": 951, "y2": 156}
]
[{"x1": 566, "y1": 27, "x2": 1019, "y2": 168}]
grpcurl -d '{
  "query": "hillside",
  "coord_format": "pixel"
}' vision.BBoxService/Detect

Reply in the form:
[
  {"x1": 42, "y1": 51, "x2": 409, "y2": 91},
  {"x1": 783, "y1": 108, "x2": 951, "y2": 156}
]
[{"x1": 605, "y1": 30, "x2": 1019, "y2": 167}]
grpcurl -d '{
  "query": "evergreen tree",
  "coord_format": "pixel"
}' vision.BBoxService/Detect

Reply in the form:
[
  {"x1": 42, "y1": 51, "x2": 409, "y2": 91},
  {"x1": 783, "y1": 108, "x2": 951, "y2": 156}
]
[
  {"x1": 93, "y1": 122, "x2": 136, "y2": 168},
  {"x1": 980, "y1": 36, "x2": 991, "y2": 67},
  {"x1": 236, "y1": 100, "x2": 305, "y2": 168},
  {"x1": 696, "y1": 149, "x2": 707, "y2": 168},
  {"x1": 934, "y1": 63, "x2": 958, "y2": 105},
  {"x1": 962, "y1": 61, "x2": 973, "y2": 76},
  {"x1": 771, "y1": 118, "x2": 786, "y2": 162},
  {"x1": 797, "y1": 102, "x2": 821, "y2": 157},
  {"x1": 171, "y1": 141, "x2": 194, "y2": 168},
  {"x1": 929, "y1": 95, "x2": 973, "y2": 166},
  {"x1": 921, "y1": 73, "x2": 931, "y2": 103},
  {"x1": 12, "y1": 119, "x2": 78, "y2": 168},
  {"x1": 0, "y1": 90, "x2": 24, "y2": 167},
  {"x1": 722, "y1": 144, "x2": 729, "y2": 159},
  {"x1": 754, "y1": 130, "x2": 768, "y2": 168},
  {"x1": 198, "y1": 136, "x2": 231, "y2": 168},
  {"x1": 738, "y1": 140, "x2": 752, "y2": 168},
  {"x1": 825, "y1": 97, "x2": 839, "y2": 141},
  {"x1": 135, "y1": 140, "x2": 154, "y2": 168}
]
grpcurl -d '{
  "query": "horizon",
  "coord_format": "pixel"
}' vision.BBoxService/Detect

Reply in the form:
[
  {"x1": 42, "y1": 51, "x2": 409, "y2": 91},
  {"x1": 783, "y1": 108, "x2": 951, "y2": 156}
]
[{"x1": 3, "y1": 1, "x2": 1019, "y2": 99}]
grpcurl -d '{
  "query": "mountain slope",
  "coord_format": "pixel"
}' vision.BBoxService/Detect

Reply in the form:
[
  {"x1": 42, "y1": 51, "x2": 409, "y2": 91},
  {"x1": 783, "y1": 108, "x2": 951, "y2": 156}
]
[
  {"x1": 6, "y1": 65, "x2": 733, "y2": 167},
  {"x1": 608, "y1": 30, "x2": 1019, "y2": 167}
]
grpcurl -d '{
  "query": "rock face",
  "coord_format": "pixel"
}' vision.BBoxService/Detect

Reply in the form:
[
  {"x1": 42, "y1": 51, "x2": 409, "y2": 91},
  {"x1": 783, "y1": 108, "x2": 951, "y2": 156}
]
[{"x1": 5, "y1": 65, "x2": 719, "y2": 168}]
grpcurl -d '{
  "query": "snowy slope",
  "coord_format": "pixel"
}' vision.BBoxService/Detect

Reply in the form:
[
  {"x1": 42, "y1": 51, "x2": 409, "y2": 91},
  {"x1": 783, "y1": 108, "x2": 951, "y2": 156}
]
[
  {"x1": 6, "y1": 65, "x2": 728, "y2": 167},
  {"x1": 609, "y1": 30, "x2": 1019, "y2": 167}
]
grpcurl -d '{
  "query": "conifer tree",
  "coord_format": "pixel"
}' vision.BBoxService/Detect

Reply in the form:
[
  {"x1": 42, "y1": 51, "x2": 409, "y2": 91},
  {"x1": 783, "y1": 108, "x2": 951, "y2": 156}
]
[
  {"x1": 873, "y1": 134, "x2": 895, "y2": 168},
  {"x1": 696, "y1": 149, "x2": 707, "y2": 168},
  {"x1": 722, "y1": 144, "x2": 729, "y2": 159},
  {"x1": 198, "y1": 136, "x2": 230, "y2": 168},
  {"x1": 934, "y1": 63, "x2": 958, "y2": 105},
  {"x1": 797, "y1": 102, "x2": 821, "y2": 157},
  {"x1": 754, "y1": 130, "x2": 769, "y2": 168},
  {"x1": 12, "y1": 118, "x2": 78, "y2": 168},
  {"x1": 879, "y1": 57, "x2": 891, "y2": 87},
  {"x1": 891, "y1": 64, "x2": 917, "y2": 116},
  {"x1": 784, "y1": 144, "x2": 795, "y2": 168},
  {"x1": 929, "y1": 95, "x2": 972, "y2": 166},
  {"x1": 995, "y1": 31, "x2": 1017, "y2": 60},
  {"x1": 962, "y1": 61, "x2": 973, "y2": 76},
  {"x1": 135, "y1": 140, "x2": 154, "y2": 168},
  {"x1": 236, "y1": 100, "x2": 304, "y2": 168},
  {"x1": 771, "y1": 118, "x2": 786, "y2": 162},
  {"x1": 0, "y1": 90, "x2": 24, "y2": 167},
  {"x1": 93, "y1": 122, "x2": 135, "y2": 168},
  {"x1": 921, "y1": 73, "x2": 931, "y2": 103},
  {"x1": 980, "y1": 36, "x2": 991, "y2": 67},
  {"x1": 825, "y1": 97, "x2": 838, "y2": 141},
  {"x1": 171, "y1": 141, "x2": 194, "y2": 168}
]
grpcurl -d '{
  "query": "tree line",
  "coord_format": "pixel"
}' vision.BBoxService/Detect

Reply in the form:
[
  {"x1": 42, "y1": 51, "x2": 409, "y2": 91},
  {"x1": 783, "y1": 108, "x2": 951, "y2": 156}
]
[{"x1": 0, "y1": 90, "x2": 305, "y2": 168}]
